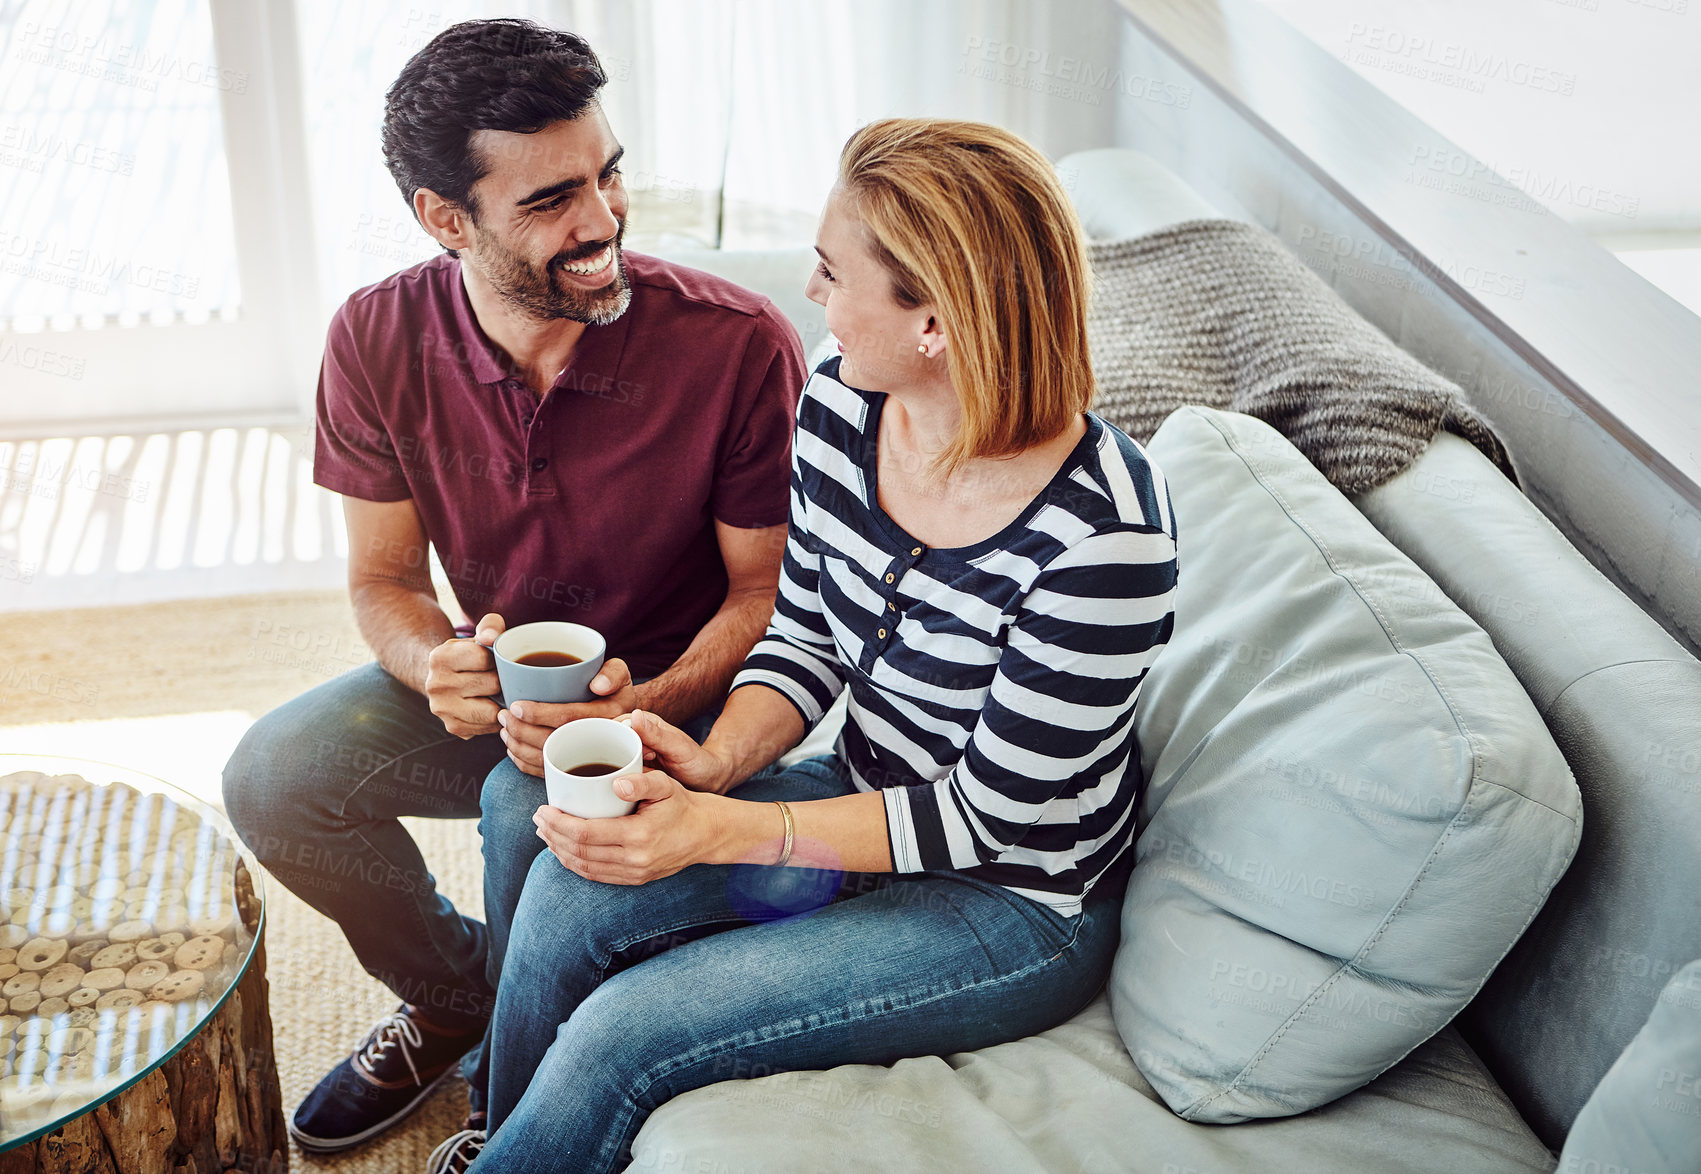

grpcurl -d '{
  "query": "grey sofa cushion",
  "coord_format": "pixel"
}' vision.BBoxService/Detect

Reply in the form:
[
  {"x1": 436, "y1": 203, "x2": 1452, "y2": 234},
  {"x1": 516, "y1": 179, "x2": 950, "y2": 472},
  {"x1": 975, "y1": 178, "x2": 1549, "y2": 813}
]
[
  {"x1": 1560, "y1": 959, "x2": 1701, "y2": 1174},
  {"x1": 647, "y1": 245, "x2": 826, "y2": 356},
  {"x1": 1115, "y1": 407, "x2": 1580, "y2": 1123},
  {"x1": 624, "y1": 992, "x2": 1555, "y2": 1174},
  {"x1": 1056, "y1": 147, "x2": 1227, "y2": 241},
  {"x1": 1354, "y1": 433, "x2": 1701, "y2": 1146}
]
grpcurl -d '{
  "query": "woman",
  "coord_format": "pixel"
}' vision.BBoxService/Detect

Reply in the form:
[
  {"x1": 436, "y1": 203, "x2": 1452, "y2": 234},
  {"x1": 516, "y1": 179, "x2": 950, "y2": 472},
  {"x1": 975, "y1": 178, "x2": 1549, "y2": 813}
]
[{"x1": 463, "y1": 117, "x2": 1178, "y2": 1172}]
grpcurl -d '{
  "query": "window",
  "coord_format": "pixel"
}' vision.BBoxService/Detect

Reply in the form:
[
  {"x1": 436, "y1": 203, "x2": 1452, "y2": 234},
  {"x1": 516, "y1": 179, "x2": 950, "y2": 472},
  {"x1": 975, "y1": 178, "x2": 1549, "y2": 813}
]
[
  {"x1": 1, "y1": 1, "x2": 318, "y2": 432},
  {"x1": 1258, "y1": 0, "x2": 1701, "y2": 319}
]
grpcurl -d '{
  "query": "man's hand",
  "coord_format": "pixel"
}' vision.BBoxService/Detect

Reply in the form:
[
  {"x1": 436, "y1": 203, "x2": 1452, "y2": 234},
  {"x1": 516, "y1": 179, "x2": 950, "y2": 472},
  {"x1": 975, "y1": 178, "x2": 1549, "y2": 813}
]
[
  {"x1": 483, "y1": 611, "x2": 642, "y2": 777},
  {"x1": 533, "y1": 770, "x2": 729, "y2": 885},
  {"x1": 425, "y1": 613, "x2": 503, "y2": 737}
]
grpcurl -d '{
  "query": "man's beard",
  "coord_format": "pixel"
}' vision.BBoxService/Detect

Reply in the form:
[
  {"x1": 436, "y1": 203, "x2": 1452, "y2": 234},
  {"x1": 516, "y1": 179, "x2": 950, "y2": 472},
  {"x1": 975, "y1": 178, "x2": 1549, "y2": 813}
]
[{"x1": 468, "y1": 222, "x2": 632, "y2": 326}]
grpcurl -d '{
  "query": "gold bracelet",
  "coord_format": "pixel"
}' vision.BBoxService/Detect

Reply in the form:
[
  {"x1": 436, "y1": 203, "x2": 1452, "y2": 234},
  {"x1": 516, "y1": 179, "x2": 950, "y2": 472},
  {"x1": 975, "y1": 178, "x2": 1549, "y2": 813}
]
[{"x1": 773, "y1": 800, "x2": 795, "y2": 867}]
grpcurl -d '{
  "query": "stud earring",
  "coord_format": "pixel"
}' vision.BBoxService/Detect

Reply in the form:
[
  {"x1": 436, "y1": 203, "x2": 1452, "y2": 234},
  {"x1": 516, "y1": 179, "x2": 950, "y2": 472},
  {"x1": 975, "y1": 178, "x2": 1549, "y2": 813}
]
[{"x1": 917, "y1": 345, "x2": 928, "y2": 355}]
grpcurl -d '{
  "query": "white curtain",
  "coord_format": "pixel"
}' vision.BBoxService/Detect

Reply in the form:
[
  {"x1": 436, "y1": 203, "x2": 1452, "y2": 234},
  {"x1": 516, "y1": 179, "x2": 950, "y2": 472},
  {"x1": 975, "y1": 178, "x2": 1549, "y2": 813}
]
[
  {"x1": 296, "y1": 0, "x2": 1127, "y2": 313},
  {"x1": 715, "y1": 0, "x2": 1123, "y2": 248},
  {"x1": 542, "y1": 0, "x2": 735, "y2": 247}
]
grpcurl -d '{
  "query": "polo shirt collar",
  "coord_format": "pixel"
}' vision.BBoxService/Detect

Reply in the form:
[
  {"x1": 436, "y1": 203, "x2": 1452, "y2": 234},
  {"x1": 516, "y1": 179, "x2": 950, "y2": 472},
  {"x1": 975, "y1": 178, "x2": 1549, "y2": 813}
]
[{"x1": 445, "y1": 258, "x2": 515, "y2": 386}]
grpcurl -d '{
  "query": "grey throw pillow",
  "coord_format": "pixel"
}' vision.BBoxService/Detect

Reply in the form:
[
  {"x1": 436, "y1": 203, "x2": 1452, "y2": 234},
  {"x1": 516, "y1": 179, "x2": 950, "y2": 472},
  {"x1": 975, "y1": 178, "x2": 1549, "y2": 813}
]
[{"x1": 1112, "y1": 407, "x2": 1581, "y2": 1123}]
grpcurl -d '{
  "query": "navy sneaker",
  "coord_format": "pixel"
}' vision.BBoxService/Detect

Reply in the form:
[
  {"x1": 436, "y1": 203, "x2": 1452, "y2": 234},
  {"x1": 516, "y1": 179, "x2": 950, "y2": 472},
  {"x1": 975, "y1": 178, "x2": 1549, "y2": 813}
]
[
  {"x1": 425, "y1": 1118, "x2": 486, "y2": 1174},
  {"x1": 288, "y1": 1004, "x2": 485, "y2": 1153}
]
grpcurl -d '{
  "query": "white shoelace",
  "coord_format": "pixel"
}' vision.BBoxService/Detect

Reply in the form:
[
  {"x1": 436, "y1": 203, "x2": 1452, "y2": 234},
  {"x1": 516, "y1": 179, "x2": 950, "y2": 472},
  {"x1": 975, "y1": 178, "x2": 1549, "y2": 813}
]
[
  {"x1": 426, "y1": 1128, "x2": 486, "y2": 1174},
  {"x1": 353, "y1": 1010, "x2": 425, "y2": 1086}
]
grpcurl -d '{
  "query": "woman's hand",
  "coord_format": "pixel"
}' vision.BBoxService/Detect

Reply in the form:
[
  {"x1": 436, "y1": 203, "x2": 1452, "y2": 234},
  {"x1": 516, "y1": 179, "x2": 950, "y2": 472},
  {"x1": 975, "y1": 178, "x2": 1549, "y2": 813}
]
[
  {"x1": 534, "y1": 770, "x2": 730, "y2": 885},
  {"x1": 620, "y1": 709, "x2": 736, "y2": 795}
]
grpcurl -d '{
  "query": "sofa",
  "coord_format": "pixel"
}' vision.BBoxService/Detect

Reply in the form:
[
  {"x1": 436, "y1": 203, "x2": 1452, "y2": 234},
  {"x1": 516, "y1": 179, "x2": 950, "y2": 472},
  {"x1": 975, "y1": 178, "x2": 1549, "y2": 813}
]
[{"x1": 632, "y1": 151, "x2": 1701, "y2": 1173}]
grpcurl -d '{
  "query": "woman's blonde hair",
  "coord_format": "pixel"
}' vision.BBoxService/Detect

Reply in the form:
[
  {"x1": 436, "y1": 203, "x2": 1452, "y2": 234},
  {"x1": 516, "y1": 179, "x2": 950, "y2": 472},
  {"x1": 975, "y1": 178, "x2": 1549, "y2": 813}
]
[{"x1": 838, "y1": 117, "x2": 1093, "y2": 473}]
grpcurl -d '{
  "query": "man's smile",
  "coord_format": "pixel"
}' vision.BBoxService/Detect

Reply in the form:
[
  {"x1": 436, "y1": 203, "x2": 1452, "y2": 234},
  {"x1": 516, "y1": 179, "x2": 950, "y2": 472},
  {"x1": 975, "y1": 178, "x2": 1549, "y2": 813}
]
[{"x1": 556, "y1": 245, "x2": 616, "y2": 279}]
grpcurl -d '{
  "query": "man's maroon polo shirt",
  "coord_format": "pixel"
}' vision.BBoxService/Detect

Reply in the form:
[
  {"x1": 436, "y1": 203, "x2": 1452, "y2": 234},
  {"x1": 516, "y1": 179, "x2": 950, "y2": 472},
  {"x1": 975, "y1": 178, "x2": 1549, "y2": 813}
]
[{"x1": 313, "y1": 250, "x2": 804, "y2": 681}]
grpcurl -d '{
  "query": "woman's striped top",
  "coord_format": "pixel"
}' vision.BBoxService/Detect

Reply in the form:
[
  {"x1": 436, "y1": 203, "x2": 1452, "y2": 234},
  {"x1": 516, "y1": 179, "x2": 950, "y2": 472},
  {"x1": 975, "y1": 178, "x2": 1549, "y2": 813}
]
[{"x1": 731, "y1": 359, "x2": 1179, "y2": 914}]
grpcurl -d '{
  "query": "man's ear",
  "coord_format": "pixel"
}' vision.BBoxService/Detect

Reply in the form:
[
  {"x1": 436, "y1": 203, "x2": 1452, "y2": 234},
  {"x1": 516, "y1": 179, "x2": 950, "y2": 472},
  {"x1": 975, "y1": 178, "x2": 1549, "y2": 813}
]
[{"x1": 414, "y1": 187, "x2": 474, "y2": 253}]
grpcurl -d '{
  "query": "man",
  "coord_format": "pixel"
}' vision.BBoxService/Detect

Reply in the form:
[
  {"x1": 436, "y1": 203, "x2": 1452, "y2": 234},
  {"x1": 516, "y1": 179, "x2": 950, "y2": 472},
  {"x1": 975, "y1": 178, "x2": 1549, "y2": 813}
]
[{"x1": 221, "y1": 17, "x2": 802, "y2": 1156}]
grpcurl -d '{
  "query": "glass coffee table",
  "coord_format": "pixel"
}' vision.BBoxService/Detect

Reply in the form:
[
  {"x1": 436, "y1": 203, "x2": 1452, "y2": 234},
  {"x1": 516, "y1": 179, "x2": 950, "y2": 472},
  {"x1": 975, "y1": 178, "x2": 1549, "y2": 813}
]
[{"x1": 0, "y1": 756, "x2": 285, "y2": 1167}]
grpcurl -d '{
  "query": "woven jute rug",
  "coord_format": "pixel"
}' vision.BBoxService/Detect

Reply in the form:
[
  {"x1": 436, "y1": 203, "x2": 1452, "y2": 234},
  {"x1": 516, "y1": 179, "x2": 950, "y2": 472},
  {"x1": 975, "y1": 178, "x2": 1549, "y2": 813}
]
[
  {"x1": 0, "y1": 590, "x2": 482, "y2": 1172},
  {"x1": 266, "y1": 816, "x2": 482, "y2": 1173}
]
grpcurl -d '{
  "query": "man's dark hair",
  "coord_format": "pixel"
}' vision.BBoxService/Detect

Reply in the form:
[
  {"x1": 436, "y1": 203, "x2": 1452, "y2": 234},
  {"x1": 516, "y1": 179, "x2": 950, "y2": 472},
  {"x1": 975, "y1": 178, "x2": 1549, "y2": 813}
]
[{"x1": 382, "y1": 18, "x2": 606, "y2": 222}]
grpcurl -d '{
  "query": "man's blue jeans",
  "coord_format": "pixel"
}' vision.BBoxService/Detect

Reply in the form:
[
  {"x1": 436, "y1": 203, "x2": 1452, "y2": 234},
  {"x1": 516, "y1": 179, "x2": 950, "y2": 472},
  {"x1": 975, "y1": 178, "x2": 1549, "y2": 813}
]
[
  {"x1": 470, "y1": 754, "x2": 1131, "y2": 1174},
  {"x1": 223, "y1": 659, "x2": 732, "y2": 1094},
  {"x1": 222, "y1": 662, "x2": 503, "y2": 1027}
]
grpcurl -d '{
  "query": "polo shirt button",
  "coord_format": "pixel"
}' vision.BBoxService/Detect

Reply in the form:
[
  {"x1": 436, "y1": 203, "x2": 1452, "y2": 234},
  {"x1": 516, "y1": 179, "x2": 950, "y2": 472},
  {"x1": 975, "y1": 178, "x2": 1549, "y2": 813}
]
[
  {"x1": 877, "y1": 628, "x2": 888, "y2": 639},
  {"x1": 884, "y1": 573, "x2": 895, "y2": 584},
  {"x1": 531, "y1": 457, "x2": 548, "y2": 471},
  {"x1": 911, "y1": 547, "x2": 922, "y2": 556}
]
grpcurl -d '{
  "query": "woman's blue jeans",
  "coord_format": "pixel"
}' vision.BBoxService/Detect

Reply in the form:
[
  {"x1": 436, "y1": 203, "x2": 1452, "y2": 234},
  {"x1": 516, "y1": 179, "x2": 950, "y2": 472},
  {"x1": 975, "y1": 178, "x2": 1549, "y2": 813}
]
[
  {"x1": 463, "y1": 705, "x2": 727, "y2": 1112},
  {"x1": 469, "y1": 754, "x2": 1131, "y2": 1174}
]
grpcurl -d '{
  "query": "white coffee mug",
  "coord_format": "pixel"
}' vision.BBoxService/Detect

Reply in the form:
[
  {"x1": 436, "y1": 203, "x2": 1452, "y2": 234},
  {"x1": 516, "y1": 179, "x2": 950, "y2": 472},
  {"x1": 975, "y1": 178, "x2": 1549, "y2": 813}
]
[{"x1": 542, "y1": 718, "x2": 642, "y2": 819}]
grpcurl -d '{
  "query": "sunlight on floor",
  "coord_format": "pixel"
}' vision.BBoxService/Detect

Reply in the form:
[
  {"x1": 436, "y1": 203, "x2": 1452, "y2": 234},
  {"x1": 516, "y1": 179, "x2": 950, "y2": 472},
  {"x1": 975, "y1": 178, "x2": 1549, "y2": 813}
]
[
  {"x1": 0, "y1": 425, "x2": 348, "y2": 614},
  {"x1": 0, "y1": 712, "x2": 255, "y2": 811}
]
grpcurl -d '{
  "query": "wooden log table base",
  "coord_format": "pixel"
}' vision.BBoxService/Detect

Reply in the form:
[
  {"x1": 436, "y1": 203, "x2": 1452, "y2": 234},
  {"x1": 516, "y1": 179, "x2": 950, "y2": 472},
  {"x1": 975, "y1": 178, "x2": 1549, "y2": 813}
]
[{"x1": 0, "y1": 891, "x2": 286, "y2": 1173}]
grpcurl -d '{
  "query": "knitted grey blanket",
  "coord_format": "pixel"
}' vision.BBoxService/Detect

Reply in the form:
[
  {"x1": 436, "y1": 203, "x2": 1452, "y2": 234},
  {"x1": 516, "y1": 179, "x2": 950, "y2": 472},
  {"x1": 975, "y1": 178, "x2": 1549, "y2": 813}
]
[{"x1": 1086, "y1": 219, "x2": 1513, "y2": 494}]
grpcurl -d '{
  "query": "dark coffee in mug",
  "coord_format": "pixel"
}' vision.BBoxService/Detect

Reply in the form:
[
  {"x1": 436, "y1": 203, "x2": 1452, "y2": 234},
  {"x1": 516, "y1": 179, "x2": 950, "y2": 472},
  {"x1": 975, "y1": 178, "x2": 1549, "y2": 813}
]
[
  {"x1": 565, "y1": 762, "x2": 626, "y2": 777},
  {"x1": 516, "y1": 650, "x2": 583, "y2": 667}
]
